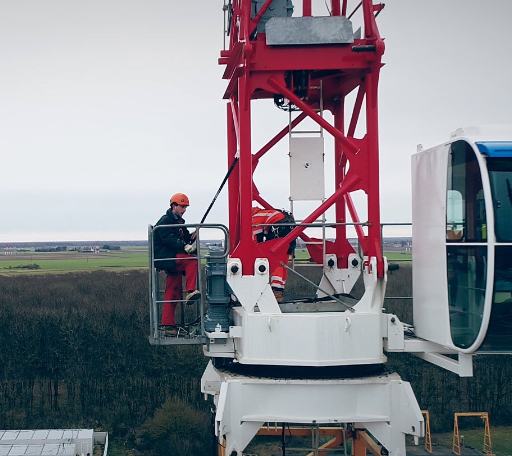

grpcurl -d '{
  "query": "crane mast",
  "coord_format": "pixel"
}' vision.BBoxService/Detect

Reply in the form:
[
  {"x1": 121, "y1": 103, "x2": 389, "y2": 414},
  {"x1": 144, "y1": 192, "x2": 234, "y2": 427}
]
[{"x1": 222, "y1": 0, "x2": 385, "y2": 279}]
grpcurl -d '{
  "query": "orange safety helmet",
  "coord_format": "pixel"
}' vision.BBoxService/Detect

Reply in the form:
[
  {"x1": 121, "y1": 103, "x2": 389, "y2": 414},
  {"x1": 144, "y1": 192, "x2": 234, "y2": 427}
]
[{"x1": 170, "y1": 193, "x2": 190, "y2": 207}]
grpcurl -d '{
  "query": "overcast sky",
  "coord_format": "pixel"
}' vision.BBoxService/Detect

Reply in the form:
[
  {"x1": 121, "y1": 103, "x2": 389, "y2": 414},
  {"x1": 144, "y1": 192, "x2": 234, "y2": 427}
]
[{"x1": 1, "y1": 1, "x2": 511, "y2": 242}]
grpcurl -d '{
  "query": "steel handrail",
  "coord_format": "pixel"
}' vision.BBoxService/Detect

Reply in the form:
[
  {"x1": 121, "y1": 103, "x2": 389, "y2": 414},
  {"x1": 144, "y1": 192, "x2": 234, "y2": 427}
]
[{"x1": 148, "y1": 223, "x2": 229, "y2": 345}]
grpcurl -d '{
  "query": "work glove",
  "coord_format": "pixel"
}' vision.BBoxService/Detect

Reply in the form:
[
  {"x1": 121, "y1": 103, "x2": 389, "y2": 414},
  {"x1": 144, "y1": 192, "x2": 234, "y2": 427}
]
[{"x1": 184, "y1": 243, "x2": 197, "y2": 255}]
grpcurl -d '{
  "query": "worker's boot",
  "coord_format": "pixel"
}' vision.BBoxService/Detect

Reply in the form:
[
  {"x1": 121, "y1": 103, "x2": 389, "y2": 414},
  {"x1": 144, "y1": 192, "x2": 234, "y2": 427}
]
[
  {"x1": 159, "y1": 325, "x2": 188, "y2": 337},
  {"x1": 272, "y1": 288, "x2": 284, "y2": 303},
  {"x1": 185, "y1": 290, "x2": 201, "y2": 305}
]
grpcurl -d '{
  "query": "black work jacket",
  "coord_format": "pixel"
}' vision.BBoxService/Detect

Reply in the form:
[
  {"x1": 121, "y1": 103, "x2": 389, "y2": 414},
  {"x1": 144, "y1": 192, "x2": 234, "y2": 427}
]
[{"x1": 153, "y1": 208, "x2": 192, "y2": 272}]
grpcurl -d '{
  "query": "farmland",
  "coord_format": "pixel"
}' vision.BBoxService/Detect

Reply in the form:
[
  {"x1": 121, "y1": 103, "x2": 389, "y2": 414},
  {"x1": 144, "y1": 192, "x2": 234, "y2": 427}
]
[
  {"x1": 0, "y1": 245, "x2": 412, "y2": 275},
  {"x1": 0, "y1": 247, "x2": 148, "y2": 275}
]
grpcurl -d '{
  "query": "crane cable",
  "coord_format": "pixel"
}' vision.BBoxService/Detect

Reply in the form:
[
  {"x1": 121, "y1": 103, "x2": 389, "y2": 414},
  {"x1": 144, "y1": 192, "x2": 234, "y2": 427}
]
[{"x1": 201, "y1": 155, "x2": 239, "y2": 224}]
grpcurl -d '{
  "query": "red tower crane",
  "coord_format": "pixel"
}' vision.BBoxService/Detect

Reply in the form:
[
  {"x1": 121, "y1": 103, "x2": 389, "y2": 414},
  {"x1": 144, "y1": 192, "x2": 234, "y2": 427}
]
[
  {"x1": 222, "y1": 0, "x2": 385, "y2": 278},
  {"x1": 148, "y1": 2, "x2": 512, "y2": 454}
]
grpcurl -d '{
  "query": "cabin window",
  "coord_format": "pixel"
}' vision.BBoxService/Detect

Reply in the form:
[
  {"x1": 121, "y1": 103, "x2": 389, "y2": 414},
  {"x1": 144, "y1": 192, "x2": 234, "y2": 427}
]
[
  {"x1": 446, "y1": 141, "x2": 486, "y2": 242},
  {"x1": 447, "y1": 246, "x2": 487, "y2": 348},
  {"x1": 487, "y1": 158, "x2": 512, "y2": 242},
  {"x1": 446, "y1": 190, "x2": 464, "y2": 240},
  {"x1": 446, "y1": 141, "x2": 488, "y2": 348},
  {"x1": 479, "y1": 246, "x2": 512, "y2": 351}
]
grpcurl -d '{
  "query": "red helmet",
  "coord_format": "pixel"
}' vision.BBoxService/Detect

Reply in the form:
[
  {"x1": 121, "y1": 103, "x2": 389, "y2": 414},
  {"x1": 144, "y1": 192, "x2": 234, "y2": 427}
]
[{"x1": 170, "y1": 193, "x2": 190, "y2": 207}]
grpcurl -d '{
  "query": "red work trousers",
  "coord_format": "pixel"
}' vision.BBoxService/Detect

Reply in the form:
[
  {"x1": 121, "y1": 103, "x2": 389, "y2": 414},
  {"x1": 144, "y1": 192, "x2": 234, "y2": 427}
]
[
  {"x1": 161, "y1": 253, "x2": 198, "y2": 326},
  {"x1": 270, "y1": 255, "x2": 290, "y2": 290}
]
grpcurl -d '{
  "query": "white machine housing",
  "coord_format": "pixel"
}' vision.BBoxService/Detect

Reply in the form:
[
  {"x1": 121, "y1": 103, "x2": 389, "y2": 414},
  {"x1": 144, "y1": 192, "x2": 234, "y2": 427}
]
[{"x1": 205, "y1": 256, "x2": 387, "y2": 367}]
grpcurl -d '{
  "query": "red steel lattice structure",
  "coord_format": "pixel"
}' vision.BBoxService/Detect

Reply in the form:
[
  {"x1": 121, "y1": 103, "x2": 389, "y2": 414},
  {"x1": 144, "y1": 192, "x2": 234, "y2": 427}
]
[{"x1": 221, "y1": 0, "x2": 386, "y2": 278}]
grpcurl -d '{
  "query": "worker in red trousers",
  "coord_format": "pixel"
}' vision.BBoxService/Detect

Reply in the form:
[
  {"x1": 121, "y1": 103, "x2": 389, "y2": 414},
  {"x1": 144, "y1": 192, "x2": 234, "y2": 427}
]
[
  {"x1": 252, "y1": 206, "x2": 296, "y2": 303},
  {"x1": 154, "y1": 193, "x2": 200, "y2": 336}
]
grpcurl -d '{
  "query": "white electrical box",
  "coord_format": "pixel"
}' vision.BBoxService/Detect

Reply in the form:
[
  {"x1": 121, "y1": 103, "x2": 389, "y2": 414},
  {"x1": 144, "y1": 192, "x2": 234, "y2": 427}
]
[{"x1": 289, "y1": 136, "x2": 325, "y2": 201}]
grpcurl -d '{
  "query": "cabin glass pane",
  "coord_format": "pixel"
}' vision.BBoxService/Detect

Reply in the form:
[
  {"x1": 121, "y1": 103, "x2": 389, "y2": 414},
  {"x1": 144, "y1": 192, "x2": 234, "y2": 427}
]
[
  {"x1": 447, "y1": 245, "x2": 487, "y2": 348},
  {"x1": 480, "y1": 246, "x2": 512, "y2": 351},
  {"x1": 446, "y1": 141, "x2": 486, "y2": 242},
  {"x1": 487, "y1": 158, "x2": 512, "y2": 242}
]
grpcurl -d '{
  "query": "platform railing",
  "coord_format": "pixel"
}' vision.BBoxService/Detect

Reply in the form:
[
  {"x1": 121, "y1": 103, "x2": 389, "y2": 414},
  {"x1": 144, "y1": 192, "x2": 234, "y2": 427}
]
[
  {"x1": 148, "y1": 223, "x2": 229, "y2": 345},
  {"x1": 379, "y1": 223, "x2": 413, "y2": 303}
]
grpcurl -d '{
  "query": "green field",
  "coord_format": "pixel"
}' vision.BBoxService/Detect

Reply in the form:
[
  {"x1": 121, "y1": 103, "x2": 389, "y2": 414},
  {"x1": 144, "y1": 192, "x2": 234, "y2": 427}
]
[
  {"x1": 430, "y1": 426, "x2": 512, "y2": 455},
  {"x1": 0, "y1": 247, "x2": 411, "y2": 275},
  {"x1": 294, "y1": 248, "x2": 412, "y2": 262},
  {"x1": 385, "y1": 251, "x2": 412, "y2": 261},
  {"x1": 0, "y1": 248, "x2": 148, "y2": 275}
]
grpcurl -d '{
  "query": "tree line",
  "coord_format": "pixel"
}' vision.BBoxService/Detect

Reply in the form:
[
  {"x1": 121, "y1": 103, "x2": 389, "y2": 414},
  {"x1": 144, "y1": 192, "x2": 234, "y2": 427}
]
[
  {"x1": 0, "y1": 271, "x2": 212, "y2": 455},
  {"x1": 0, "y1": 266, "x2": 510, "y2": 455}
]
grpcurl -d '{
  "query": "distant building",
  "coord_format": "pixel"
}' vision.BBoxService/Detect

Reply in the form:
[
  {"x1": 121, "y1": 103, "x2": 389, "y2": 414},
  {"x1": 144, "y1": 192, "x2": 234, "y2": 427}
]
[{"x1": 79, "y1": 245, "x2": 100, "y2": 254}]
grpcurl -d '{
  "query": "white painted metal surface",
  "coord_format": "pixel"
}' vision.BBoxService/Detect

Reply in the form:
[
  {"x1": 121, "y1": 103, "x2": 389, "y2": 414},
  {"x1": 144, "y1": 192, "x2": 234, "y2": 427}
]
[
  {"x1": 226, "y1": 258, "x2": 281, "y2": 314},
  {"x1": 204, "y1": 257, "x2": 388, "y2": 366},
  {"x1": 289, "y1": 136, "x2": 325, "y2": 201},
  {"x1": 317, "y1": 253, "x2": 361, "y2": 297},
  {"x1": 411, "y1": 142, "x2": 453, "y2": 347},
  {"x1": 229, "y1": 307, "x2": 385, "y2": 366},
  {"x1": 201, "y1": 362, "x2": 424, "y2": 456}
]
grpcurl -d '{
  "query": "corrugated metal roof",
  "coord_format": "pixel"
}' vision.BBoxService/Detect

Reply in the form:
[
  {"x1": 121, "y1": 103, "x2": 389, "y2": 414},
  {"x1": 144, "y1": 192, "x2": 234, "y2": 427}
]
[
  {"x1": 31, "y1": 433, "x2": 48, "y2": 441},
  {"x1": 23, "y1": 445, "x2": 44, "y2": 455},
  {"x1": 0, "y1": 430, "x2": 92, "y2": 443},
  {"x1": 0, "y1": 444, "x2": 75, "y2": 456},
  {"x1": 0, "y1": 430, "x2": 94, "y2": 456},
  {"x1": 10, "y1": 445, "x2": 29, "y2": 455},
  {"x1": 2, "y1": 433, "x2": 19, "y2": 442}
]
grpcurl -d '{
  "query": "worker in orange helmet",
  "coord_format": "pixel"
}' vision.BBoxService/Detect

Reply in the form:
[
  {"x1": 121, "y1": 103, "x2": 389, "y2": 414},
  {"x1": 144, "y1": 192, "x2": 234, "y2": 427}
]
[
  {"x1": 153, "y1": 193, "x2": 200, "y2": 337},
  {"x1": 252, "y1": 206, "x2": 296, "y2": 303}
]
